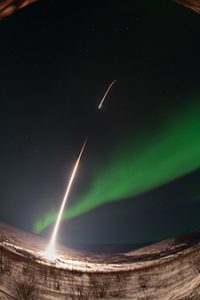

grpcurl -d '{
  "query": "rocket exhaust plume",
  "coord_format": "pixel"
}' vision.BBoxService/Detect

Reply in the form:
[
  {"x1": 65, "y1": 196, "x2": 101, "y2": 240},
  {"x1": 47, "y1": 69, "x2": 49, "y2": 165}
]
[
  {"x1": 0, "y1": 0, "x2": 37, "y2": 20},
  {"x1": 98, "y1": 80, "x2": 117, "y2": 109},
  {"x1": 44, "y1": 139, "x2": 87, "y2": 259}
]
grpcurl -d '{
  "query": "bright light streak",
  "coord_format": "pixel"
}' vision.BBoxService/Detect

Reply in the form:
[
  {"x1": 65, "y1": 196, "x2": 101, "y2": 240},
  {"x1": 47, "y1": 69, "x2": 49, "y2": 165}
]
[
  {"x1": 98, "y1": 80, "x2": 117, "y2": 109},
  {"x1": 44, "y1": 139, "x2": 87, "y2": 260}
]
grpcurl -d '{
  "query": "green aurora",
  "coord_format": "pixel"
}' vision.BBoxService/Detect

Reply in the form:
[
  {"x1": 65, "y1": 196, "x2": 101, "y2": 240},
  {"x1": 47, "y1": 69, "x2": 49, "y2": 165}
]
[{"x1": 34, "y1": 98, "x2": 200, "y2": 233}]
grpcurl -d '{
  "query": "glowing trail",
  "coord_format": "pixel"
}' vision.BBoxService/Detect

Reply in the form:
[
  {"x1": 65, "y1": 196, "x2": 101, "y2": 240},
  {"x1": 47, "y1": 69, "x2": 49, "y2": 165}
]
[
  {"x1": 44, "y1": 139, "x2": 87, "y2": 259},
  {"x1": 98, "y1": 80, "x2": 117, "y2": 109}
]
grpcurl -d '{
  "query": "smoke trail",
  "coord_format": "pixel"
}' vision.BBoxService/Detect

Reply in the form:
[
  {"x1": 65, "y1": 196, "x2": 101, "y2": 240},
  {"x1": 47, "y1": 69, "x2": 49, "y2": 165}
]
[
  {"x1": 98, "y1": 80, "x2": 117, "y2": 109},
  {"x1": 174, "y1": 0, "x2": 200, "y2": 15},
  {"x1": 0, "y1": 0, "x2": 37, "y2": 19},
  {"x1": 34, "y1": 97, "x2": 200, "y2": 233},
  {"x1": 44, "y1": 139, "x2": 87, "y2": 257}
]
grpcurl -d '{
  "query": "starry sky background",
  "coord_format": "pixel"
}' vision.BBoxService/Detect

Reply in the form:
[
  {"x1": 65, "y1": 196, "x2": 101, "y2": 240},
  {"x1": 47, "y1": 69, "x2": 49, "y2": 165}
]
[{"x1": 0, "y1": 0, "x2": 200, "y2": 246}]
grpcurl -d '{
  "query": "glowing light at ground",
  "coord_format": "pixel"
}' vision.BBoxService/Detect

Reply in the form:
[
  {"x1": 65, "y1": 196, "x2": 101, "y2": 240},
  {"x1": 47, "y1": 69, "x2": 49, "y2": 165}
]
[{"x1": 44, "y1": 139, "x2": 87, "y2": 259}]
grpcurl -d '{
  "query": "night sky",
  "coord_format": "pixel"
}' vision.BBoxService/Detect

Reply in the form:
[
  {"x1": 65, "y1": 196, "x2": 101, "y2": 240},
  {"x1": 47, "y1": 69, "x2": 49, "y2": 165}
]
[{"x1": 1, "y1": 0, "x2": 200, "y2": 245}]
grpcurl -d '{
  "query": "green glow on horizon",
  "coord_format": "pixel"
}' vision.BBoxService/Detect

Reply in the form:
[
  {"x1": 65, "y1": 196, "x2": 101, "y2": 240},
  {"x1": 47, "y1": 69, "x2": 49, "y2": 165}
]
[{"x1": 34, "y1": 98, "x2": 200, "y2": 234}]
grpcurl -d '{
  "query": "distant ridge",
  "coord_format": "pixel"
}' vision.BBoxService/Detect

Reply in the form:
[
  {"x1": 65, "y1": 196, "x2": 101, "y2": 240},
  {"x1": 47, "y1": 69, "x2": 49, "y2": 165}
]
[{"x1": 67, "y1": 242, "x2": 152, "y2": 254}]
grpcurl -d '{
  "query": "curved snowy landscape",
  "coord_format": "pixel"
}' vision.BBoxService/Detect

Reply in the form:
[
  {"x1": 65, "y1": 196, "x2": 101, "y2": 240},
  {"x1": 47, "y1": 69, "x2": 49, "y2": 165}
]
[{"x1": 1, "y1": 222, "x2": 200, "y2": 299}]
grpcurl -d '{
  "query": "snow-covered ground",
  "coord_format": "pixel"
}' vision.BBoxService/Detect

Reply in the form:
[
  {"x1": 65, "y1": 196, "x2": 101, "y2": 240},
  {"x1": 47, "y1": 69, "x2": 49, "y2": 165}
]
[{"x1": 1, "y1": 222, "x2": 200, "y2": 299}]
